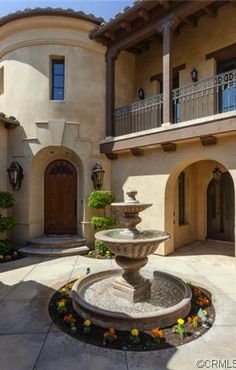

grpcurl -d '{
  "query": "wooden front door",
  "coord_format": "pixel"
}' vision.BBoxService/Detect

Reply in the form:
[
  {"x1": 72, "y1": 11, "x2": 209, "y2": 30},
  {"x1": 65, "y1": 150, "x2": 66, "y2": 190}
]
[
  {"x1": 207, "y1": 172, "x2": 234, "y2": 241},
  {"x1": 45, "y1": 160, "x2": 77, "y2": 235}
]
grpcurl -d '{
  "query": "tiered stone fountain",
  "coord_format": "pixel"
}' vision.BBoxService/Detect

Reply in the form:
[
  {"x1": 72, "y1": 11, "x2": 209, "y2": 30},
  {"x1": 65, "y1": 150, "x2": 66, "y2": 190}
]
[{"x1": 72, "y1": 191, "x2": 192, "y2": 330}]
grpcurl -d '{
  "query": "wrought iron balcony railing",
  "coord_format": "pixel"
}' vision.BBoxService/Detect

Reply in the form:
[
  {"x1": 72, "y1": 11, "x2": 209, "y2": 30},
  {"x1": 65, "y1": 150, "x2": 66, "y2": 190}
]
[
  {"x1": 173, "y1": 68, "x2": 236, "y2": 123},
  {"x1": 114, "y1": 93, "x2": 163, "y2": 136},
  {"x1": 113, "y1": 69, "x2": 236, "y2": 137}
]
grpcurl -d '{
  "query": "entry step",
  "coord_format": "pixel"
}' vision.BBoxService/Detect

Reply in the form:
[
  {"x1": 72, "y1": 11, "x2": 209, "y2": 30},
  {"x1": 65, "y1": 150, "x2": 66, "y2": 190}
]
[
  {"x1": 19, "y1": 245, "x2": 89, "y2": 257},
  {"x1": 27, "y1": 235, "x2": 87, "y2": 249}
]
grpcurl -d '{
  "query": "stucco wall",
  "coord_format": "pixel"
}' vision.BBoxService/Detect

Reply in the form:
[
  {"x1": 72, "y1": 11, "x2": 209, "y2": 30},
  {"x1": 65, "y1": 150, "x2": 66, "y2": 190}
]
[{"x1": 0, "y1": 15, "x2": 110, "y2": 244}]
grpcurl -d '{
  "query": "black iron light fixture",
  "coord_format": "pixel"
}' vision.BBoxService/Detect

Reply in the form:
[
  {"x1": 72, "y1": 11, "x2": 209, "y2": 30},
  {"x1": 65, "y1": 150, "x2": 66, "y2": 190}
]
[
  {"x1": 7, "y1": 161, "x2": 24, "y2": 191},
  {"x1": 191, "y1": 68, "x2": 198, "y2": 83},
  {"x1": 91, "y1": 162, "x2": 105, "y2": 190},
  {"x1": 212, "y1": 167, "x2": 222, "y2": 181},
  {"x1": 138, "y1": 88, "x2": 145, "y2": 100}
]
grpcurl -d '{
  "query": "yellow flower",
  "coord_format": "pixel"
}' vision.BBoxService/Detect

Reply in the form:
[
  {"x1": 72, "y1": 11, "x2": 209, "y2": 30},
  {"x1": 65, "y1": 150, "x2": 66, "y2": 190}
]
[
  {"x1": 177, "y1": 318, "x2": 185, "y2": 326},
  {"x1": 131, "y1": 328, "x2": 139, "y2": 337},
  {"x1": 203, "y1": 310, "x2": 208, "y2": 316},
  {"x1": 60, "y1": 288, "x2": 67, "y2": 294},
  {"x1": 58, "y1": 301, "x2": 66, "y2": 308},
  {"x1": 77, "y1": 275, "x2": 81, "y2": 280},
  {"x1": 84, "y1": 320, "x2": 91, "y2": 327}
]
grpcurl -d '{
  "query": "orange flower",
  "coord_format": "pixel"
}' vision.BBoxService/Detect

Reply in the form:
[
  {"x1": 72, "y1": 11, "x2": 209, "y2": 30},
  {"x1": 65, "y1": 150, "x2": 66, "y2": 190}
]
[
  {"x1": 151, "y1": 328, "x2": 164, "y2": 338},
  {"x1": 103, "y1": 331, "x2": 109, "y2": 337}
]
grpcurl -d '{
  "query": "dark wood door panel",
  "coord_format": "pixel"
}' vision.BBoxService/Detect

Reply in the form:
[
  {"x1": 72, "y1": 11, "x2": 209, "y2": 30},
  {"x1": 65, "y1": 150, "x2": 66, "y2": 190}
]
[{"x1": 45, "y1": 160, "x2": 77, "y2": 235}]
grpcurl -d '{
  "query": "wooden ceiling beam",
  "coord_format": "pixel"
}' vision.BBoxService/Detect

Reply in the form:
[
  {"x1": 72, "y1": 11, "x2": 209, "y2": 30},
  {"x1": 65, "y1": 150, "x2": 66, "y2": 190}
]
[
  {"x1": 178, "y1": 16, "x2": 197, "y2": 27},
  {"x1": 137, "y1": 8, "x2": 150, "y2": 21},
  {"x1": 158, "y1": 0, "x2": 170, "y2": 10},
  {"x1": 120, "y1": 20, "x2": 131, "y2": 32},
  {"x1": 105, "y1": 31, "x2": 116, "y2": 41},
  {"x1": 204, "y1": 5, "x2": 217, "y2": 17}
]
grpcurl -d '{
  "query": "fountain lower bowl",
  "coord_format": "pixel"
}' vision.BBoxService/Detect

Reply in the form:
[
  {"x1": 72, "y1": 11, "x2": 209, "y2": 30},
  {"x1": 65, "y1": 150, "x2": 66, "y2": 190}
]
[{"x1": 72, "y1": 269, "x2": 192, "y2": 331}]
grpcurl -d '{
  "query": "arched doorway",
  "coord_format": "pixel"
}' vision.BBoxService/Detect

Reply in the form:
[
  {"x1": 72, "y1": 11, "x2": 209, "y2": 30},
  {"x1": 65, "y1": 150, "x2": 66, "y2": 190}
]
[
  {"x1": 44, "y1": 159, "x2": 77, "y2": 235},
  {"x1": 207, "y1": 172, "x2": 235, "y2": 241}
]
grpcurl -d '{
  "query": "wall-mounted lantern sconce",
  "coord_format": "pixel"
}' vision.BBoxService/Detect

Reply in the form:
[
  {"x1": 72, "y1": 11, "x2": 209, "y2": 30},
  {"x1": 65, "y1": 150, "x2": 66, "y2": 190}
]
[
  {"x1": 91, "y1": 162, "x2": 105, "y2": 190},
  {"x1": 138, "y1": 88, "x2": 145, "y2": 100},
  {"x1": 191, "y1": 68, "x2": 198, "y2": 83},
  {"x1": 212, "y1": 167, "x2": 222, "y2": 181},
  {"x1": 7, "y1": 161, "x2": 24, "y2": 191}
]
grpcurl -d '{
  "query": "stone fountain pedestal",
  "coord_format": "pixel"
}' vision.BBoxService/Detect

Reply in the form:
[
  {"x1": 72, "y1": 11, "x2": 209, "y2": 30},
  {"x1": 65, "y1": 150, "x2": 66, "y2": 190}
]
[{"x1": 113, "y1": 255, "x2": 151, "y2": 302}]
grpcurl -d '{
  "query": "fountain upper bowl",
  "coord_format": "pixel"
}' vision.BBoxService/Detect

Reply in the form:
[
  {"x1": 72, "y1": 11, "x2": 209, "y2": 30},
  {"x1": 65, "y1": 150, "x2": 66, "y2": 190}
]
[
  {"x1": 111, "y1": 202, "x2": 152, "y2": 214},
  {"x1": 95, "y1": 228, "x2": 170, "y2": 258}
]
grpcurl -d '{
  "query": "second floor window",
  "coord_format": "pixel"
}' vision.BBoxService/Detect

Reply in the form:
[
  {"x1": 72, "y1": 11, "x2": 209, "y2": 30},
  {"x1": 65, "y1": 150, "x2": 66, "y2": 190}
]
[{"x1": 51, "y1": 58, "x2": 64, "y2": 100}]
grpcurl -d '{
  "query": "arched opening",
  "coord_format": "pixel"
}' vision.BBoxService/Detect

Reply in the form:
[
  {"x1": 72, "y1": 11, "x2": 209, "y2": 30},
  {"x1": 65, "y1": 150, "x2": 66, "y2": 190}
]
[
  {"x1": 44, "y1": 159, "x2": 77, "y2": 235},
  {"x1": 207, "y1": 172, "x2": 235, "y2": 242},
  {"x1": 165, "y1": 159, "x2": 235, "y2": 256},
  {"x1": 28, "y1": 146, "x2": 84, "y2": 239}
]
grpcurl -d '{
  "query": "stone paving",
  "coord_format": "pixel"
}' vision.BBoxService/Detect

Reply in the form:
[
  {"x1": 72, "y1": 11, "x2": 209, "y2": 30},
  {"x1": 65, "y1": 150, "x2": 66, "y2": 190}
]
[{"x1": 0, "y1": 240, "x2": 235, "y2": 370}]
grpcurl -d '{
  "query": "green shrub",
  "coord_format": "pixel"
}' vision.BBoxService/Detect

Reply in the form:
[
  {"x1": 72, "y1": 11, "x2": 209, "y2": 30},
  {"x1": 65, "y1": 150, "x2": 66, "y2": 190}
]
[
  {"x1": 0, "y1": 216, "x2": 16, "y2": 233},
  {"x1": 0, "y1": 192, "x2": 14, "y2": 209},
  {"x1": 91, "y1": 216, "x2": 116, "y2": 231},
  {"x1": 95, "y1": 240, "x2": 111, "y2": 257},
  {"x1": 88, "y1": 191, "x2": 114, "y2": 209},
  {"x1": 0, "y1": 239, "x2": 12, "y2": 255}
]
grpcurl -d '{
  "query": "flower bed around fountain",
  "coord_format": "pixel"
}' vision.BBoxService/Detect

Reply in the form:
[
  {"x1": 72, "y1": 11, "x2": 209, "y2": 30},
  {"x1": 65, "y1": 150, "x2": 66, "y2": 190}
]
[{"x1": 48, "y1": 279, "x2": 215, "y2": 351}]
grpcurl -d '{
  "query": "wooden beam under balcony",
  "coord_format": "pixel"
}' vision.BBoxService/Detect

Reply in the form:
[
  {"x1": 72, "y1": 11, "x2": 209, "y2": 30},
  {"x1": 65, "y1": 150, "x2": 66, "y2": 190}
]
[
  {"x1": 200, "y1": 135, "x2": 217, "y2": 146},
  {"x1": 161, "y1": 143, "x2": 176, "y2": 152},
  {"x1": 131, "y1": 147, "x2": 144, "y2": 156},
  {"x1": 105, "y1": 153, "x2": 118, "y2": 160}
]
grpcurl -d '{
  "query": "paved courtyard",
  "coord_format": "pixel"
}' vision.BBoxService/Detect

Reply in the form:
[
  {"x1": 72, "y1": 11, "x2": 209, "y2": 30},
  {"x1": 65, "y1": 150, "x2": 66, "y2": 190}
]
[{"x1": 0, "y1": 240, "x2": 235, "y2": 370}]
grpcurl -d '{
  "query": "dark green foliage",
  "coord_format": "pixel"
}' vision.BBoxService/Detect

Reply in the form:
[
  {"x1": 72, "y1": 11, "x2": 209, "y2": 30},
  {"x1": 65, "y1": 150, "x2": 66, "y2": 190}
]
[
  {"x1": 88, "y1": 191, "x2": 114, "y2": 209},
  {"x1": 95, "y1": 240, "x2": 111, "y2": 257},
  {"x1": 0, "y1": 239, "x2": 12, "y2": 255},
  {"x1": 0, "y1": 192, "x2": 14, "y2": 209},
  {"x1": 0, "y1": 216, "x2": 16, "y2": 233},
  {"x1": 91, "y1": 216, "x2": 117, "y2": 231}
]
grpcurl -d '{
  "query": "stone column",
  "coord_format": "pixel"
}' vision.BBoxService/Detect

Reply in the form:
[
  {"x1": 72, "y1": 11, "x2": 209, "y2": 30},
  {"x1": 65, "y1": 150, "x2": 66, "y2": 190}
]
[
  {"x1": 105, "y1": 47, "x2": 119, "y2": 137},
  {"x1": 162, "y1": 18, "x2": 173, "y2": 126}
]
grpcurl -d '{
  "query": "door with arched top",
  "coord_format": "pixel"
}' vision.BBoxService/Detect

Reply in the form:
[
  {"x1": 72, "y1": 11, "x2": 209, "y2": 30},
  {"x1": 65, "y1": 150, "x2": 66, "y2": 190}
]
[
  {"x1": 45, "y1": 160, "x2": 77, "y2": 235},
  {"x1": 207, "y1": 172, "x2": 234, "y2": 241}
]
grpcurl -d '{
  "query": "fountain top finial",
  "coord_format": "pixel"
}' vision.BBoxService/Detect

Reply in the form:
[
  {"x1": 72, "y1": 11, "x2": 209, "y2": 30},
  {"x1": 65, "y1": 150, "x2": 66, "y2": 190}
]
[{"x1": 126, "y1": 190, "x2": 139, "y2": 203}]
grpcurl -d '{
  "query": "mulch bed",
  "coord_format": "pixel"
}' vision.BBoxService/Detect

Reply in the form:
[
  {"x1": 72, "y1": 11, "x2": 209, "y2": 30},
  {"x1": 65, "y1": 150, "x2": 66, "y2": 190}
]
[
  {"x1": 49, "y1": 280, "x2": 215, "y2": 351},
  {"x1": 0, "y1": 250, "x2": 25, "y2": 263}
]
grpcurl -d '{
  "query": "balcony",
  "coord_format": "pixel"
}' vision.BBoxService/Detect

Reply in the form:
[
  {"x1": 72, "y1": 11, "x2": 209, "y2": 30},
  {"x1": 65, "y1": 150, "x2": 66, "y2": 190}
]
[{"x1": 114, "y1": 68, "x2": 236, "y2": 137}]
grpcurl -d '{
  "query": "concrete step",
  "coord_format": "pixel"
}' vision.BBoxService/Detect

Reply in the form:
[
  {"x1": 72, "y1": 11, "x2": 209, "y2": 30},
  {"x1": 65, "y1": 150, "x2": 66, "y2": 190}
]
[
  {"x1": 19, "y1": 245, "x2": 89, "y2": 257},
  {"x1": 27, "y1": 235, "x2": 87, "y2": 249}
]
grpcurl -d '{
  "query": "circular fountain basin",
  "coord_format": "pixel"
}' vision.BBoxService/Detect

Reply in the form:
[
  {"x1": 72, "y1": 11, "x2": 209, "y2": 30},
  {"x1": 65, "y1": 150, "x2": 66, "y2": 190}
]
[
  {"x1": 72, "y1": 269, "x2": 192, "y2": 330},
  {"x1": 95, "y1": 229, "x2": 170, "y2": 257}
]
